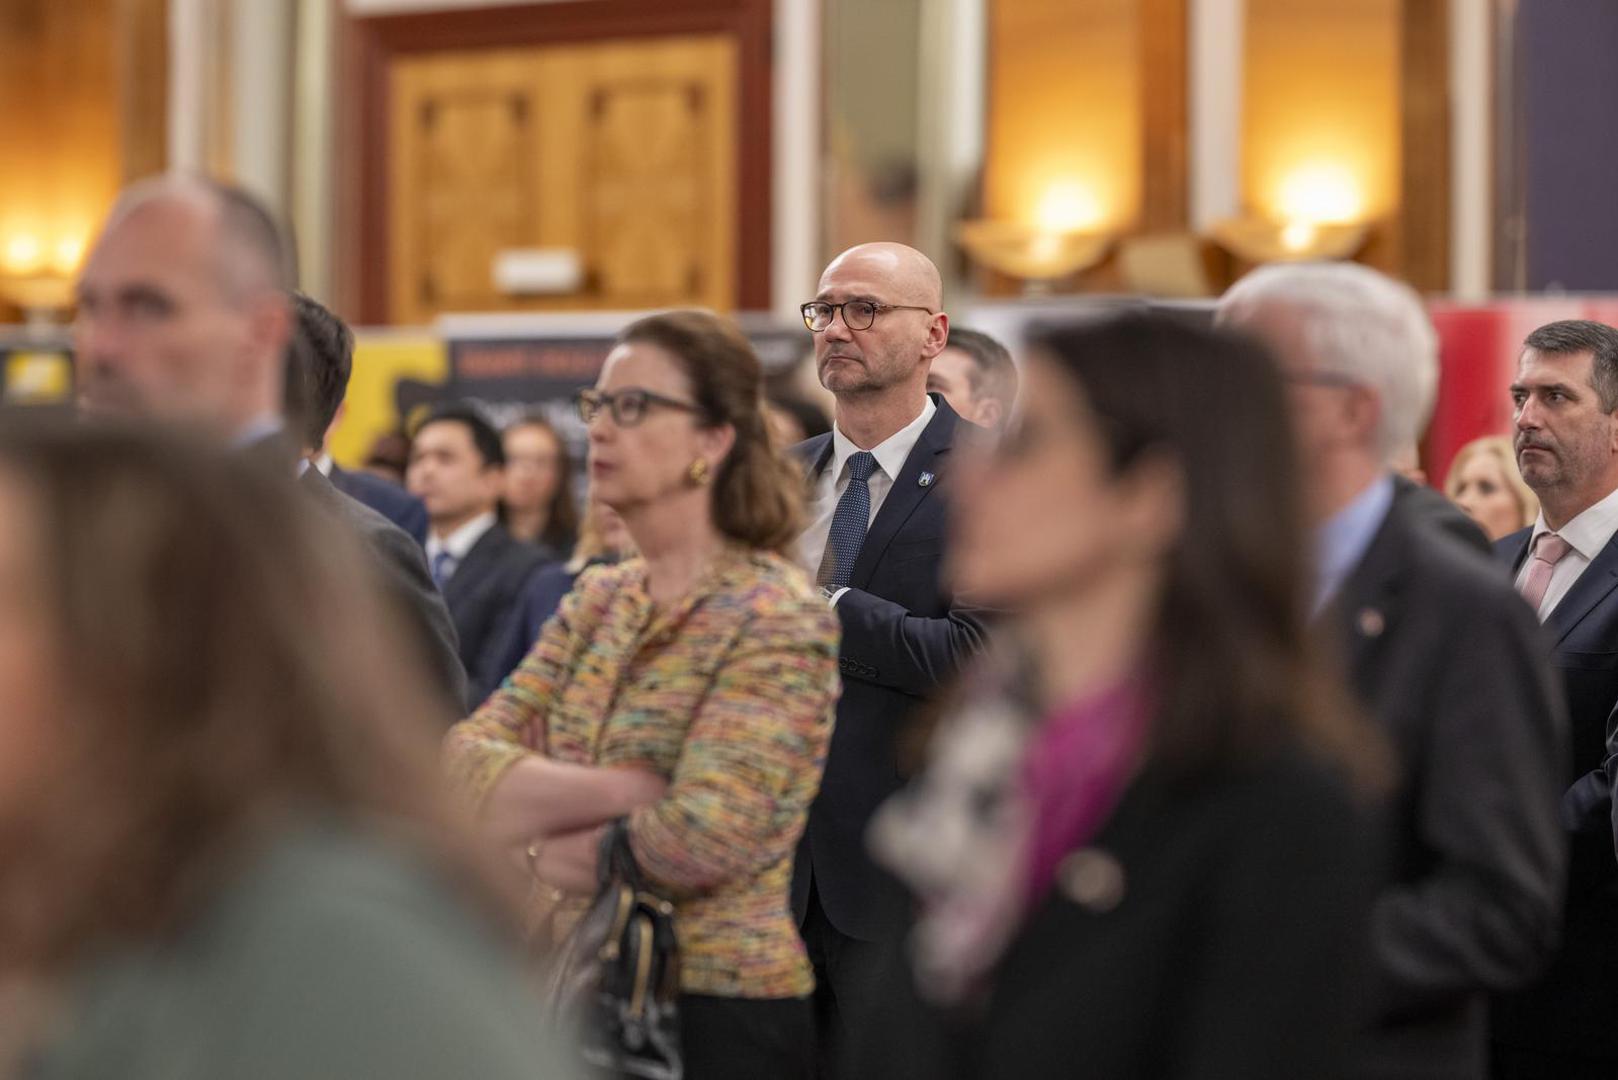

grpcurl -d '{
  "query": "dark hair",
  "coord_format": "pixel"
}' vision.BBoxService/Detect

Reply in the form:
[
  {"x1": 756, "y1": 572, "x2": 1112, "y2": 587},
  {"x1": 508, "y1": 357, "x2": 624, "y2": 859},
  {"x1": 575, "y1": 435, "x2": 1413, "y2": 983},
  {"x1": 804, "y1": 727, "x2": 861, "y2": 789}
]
[
  {"x1": 944, "y1": 326, "x2": 1019, "y2": 413},
  {"x1": 414, "y1": 403, "x2": 506, "y2": 468},
  {"x1": 618, "y1": 310, "x2": 804, "y2": 553},
  {"x1": 768, "y1": 394, "x2": 832, "y2": 443},
  {"x1": 501, "y1": 413, "x2": 580, "y2": 552},
  {"x1": 1522, "y1": 319, "x2": 1618, "y2": 412},
  {"x1": 1028, "y1": 314, "x2": 1384, "y2": 787},
  {"x1": 283, "y1": 292, "x2": 355, "y2": 450},
  {"x1": 0, "y1": 418, "x2": 511, "y2": 972}
]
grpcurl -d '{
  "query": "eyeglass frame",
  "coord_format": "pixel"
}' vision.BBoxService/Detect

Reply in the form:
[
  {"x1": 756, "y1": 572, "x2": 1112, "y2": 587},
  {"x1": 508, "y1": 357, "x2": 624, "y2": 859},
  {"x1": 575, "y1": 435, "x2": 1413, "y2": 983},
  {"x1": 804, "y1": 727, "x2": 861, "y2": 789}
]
[
  {"x1": 800, "y1": 298, "x2": 936, "y2": 333},
  {"x1": 575, "y1": 387, "x2": 705, "y2": 427}
]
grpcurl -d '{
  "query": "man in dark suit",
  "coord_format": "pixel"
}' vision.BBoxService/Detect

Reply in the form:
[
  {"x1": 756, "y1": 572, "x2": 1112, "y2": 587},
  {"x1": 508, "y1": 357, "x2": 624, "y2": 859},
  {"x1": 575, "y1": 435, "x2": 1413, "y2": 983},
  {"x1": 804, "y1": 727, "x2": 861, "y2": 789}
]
[
  {"x1": 407, "y1": 403, "x2": 548, "y2": 708},
  {"x1": 1219, "y1": 263, "x2": 1566, "y2": 1080},
  {"x1": 74, "y1": 175, "x2": 467, "y2": 716},
  {"x1": 790, "y1": 242, "x2": 991, "y2": 1076},
  {"x1": 1487, "y1": 319, "x2": 1618, "y2": 1079}
]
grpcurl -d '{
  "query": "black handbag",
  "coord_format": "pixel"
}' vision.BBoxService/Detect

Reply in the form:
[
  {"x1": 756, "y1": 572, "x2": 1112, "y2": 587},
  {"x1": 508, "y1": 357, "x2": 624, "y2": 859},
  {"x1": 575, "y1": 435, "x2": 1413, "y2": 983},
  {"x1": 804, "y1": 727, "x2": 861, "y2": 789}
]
[{"x1": 542, "y1": 818, "x2": 683, "y2": 1080}]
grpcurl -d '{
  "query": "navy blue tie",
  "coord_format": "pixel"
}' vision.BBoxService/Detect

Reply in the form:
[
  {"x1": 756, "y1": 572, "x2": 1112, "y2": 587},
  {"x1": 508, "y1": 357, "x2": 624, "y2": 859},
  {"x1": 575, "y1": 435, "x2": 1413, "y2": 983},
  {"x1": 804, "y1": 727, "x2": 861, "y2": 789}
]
[
  {"x1": 431, "y1": 551, "x2": 456, "y2": 589},
  {"x1": 818, "y1": 451, "x2": 878, "y2": 588}
]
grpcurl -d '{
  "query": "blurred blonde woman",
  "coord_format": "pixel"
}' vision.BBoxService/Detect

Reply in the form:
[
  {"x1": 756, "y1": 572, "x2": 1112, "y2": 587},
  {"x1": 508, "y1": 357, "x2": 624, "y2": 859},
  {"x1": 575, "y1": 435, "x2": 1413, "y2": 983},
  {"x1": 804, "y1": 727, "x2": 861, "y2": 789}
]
[{"x1": 1444, "y1": 435, "x2": 1538, "y2": 541}]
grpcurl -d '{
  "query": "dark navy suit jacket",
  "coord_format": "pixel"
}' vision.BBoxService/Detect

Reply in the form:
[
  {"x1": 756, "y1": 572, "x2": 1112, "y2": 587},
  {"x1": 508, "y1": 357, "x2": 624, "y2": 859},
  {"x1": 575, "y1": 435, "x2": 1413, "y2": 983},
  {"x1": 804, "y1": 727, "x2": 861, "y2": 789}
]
[
  {"x1": 1492, "y1": 525, "x2": 1618, "y2": 1063},
  {"x1": 789, "y1": 394, "x2": 992, "y2": 942},
  {"x1": 330, "y1": 464, "x2": 429, "y2": 547},
  {"x1": 1488, "y1": 524, "x2": 1618, "y2": 1062}
]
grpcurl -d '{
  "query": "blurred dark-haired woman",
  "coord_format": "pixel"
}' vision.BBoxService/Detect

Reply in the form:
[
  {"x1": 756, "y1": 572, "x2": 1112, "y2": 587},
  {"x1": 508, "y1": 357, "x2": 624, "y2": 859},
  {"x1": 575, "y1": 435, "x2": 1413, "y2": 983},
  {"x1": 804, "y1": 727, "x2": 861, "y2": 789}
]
[
  {"x1": 502, "y1": 414, "x2": 579, "y2": 559},
  {"x1": 0, "y1": 421, "x2": 574, "y2": 1079},
  {"x1": 850, "y1": 315, "x2": 1387, "y2": 1080}
]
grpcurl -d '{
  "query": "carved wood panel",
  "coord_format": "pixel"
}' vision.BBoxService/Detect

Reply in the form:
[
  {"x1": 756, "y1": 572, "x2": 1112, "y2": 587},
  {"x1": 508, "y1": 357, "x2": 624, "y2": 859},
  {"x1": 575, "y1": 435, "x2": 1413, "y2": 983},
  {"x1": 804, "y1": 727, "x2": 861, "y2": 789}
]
[{"x1": 388, "y1": 35, "x2": 736, "y2": 323}]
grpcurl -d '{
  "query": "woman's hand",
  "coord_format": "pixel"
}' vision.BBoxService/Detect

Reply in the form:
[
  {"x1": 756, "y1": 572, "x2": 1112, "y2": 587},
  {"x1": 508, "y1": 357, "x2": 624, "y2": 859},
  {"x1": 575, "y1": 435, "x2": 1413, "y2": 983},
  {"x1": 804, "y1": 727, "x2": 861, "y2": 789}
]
[
  {"x1": 482, "y1": 756, "x2": 668, "y2": 849},
  {"x1": 526, "y1": 826, "x2": 610, "y2": 896}
]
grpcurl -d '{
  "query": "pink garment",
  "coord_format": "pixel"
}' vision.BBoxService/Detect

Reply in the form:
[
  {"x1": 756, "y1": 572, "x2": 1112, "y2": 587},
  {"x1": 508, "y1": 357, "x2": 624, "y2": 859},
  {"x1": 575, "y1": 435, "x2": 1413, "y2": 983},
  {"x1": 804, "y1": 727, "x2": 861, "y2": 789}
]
[
  {"x1": 1518, "y1": 532, "x2": 1573, "y2": 613},
  {"x1": 1019, "y1": 675, "x2": 1149, "y2": 907}
]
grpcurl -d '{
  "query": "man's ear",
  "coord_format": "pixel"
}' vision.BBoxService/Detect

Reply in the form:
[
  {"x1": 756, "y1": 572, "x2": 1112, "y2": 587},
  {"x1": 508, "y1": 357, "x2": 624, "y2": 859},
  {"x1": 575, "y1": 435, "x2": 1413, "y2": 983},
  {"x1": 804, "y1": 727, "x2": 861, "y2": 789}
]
[{"x1": 920, "y1": 312, "x2": 951, "y2": 362}]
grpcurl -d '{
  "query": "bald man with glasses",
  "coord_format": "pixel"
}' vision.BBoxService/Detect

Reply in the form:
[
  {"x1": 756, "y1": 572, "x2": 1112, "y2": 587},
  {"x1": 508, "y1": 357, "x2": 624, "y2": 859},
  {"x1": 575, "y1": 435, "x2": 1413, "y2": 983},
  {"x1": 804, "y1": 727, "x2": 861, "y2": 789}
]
[{"x1": 789, "y1": 243, "x2": 992, "y2": 1077}]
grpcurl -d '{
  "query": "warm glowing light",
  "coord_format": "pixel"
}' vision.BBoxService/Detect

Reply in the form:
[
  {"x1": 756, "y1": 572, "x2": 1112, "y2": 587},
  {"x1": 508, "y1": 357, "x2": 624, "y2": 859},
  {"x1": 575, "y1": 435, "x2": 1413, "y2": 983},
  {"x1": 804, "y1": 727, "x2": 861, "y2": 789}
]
[
  {"x1": 1279, "y1": 221, "x2": 1318, "y2": 253},
  {"x1": 51, "y1": 236, "x2": 85, "y2": 274},
  {"x1": 3, "y1": 234, "x2": 42, "y2": 274},
  {"x1": 1275, "y1": 163, "x2": 1364, "y2": 225},
  {"x1": 1034, "y1": 180, "x2": 1106, "y2": 233}
]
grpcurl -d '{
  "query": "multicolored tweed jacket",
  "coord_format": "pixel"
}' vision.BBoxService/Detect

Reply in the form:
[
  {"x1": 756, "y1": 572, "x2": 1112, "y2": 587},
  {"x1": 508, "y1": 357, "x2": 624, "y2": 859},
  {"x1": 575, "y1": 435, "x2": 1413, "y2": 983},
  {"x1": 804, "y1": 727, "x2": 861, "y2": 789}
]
[{"x1": 446, "y1": 545, "x2": 840, "y2": 998}]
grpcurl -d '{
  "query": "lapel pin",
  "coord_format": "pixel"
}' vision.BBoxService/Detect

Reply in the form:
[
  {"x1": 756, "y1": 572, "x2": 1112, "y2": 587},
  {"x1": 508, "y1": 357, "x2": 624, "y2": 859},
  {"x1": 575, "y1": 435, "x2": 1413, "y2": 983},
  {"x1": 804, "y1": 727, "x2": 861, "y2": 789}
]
[
  {"x1": 918, "y1": 471, "x2": 935, "y2": 488},
  {"x1": 1058, "y1": 848, "x2": 1126, "y2": 913},
  {"x1": 1357, "y1": 607, "x2": 1385, "y2": 638}
]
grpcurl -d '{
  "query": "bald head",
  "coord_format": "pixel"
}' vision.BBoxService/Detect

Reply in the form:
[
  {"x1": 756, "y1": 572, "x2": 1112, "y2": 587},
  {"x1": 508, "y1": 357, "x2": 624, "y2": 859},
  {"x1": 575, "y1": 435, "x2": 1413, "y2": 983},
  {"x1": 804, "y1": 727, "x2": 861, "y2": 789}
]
[
  {"x1": 105, "y1": 175, "x2": 295, "y2": 303},
  {"x1": 74, "y1": 176, "x2": 295, "y2": 437},
  {"x1": 810, "y1": 242, "x2": 950, "y2": 423},
  {"x1": 820, "y1": 242, "x2": 943, "y2": 310}
]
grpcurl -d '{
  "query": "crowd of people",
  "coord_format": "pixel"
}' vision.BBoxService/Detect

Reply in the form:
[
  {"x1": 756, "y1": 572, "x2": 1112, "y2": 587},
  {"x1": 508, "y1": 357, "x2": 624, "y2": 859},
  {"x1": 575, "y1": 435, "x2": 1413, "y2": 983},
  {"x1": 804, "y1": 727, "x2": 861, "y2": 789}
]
[{"x1": 0, "y1": 170, "x2": 1613, "y2": 1080}]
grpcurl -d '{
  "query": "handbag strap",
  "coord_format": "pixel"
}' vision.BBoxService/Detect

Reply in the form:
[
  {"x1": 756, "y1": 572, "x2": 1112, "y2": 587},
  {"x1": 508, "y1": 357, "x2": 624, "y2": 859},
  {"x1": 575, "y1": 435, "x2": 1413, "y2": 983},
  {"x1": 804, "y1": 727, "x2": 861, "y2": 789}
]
[{"x1": 597, "y1": 817, "x2": 645, "y2": 890}]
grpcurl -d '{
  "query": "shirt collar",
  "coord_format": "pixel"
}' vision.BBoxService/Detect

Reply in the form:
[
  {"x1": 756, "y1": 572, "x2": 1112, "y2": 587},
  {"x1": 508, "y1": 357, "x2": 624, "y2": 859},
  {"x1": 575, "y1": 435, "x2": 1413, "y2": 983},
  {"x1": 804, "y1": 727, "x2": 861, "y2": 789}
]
[
  {"x1": 427, "y1": 511, "x2": 498, "y2": 561},
  {"x1": 829, "y1": 395, "x2": 937, "y2": 485},
  {"x1": 313, "y1": 452, "x2": 335, "y2": 477},
  {"x1": 1313, "y1": 474, "x2": 1396, "y2": 614},
  {"x1": 1528, "y1": 483, "x2": 1618, "y2": 561}
]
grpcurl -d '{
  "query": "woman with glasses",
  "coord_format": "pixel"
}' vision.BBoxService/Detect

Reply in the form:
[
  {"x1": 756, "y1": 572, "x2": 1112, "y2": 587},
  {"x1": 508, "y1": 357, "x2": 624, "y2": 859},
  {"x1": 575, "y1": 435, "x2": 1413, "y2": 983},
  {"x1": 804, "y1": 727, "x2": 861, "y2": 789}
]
[
  {"x1": 849, "y1": 315, "x2": 1386, "y2": 1079},
  {"x1": 446, "y1": 310, "x2": 841, "y2": 1079}
]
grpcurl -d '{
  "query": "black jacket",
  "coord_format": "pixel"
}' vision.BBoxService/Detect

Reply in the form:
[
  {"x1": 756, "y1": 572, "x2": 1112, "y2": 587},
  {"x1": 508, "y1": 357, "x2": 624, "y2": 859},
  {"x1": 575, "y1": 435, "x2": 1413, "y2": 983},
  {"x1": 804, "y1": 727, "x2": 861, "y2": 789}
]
[
  {"x1": 1324, "y1": 493, "x2": 1566, "y2": 1078},
  {"x1": 789, "y1": 395, "x2": 992, "y2": 941},
  {"x1": 1492, "y1": 524, "x2": 1618, "y2": 1064},
  {"x1": 299, "y1": 466, "x2": 467, "y2": 718},
  {"x1": 851, "y1": 753, "x2": 1378, "y2": 1080},
  {"x1": 439, "y1": 522, "x2": 549, "y2": 710},
  {"x1": 330, "y1": 464, "x2": 428, "y2": 547},
  {"x1": 1391, "y1": 474, "x2": 1490, "y2": 556}
]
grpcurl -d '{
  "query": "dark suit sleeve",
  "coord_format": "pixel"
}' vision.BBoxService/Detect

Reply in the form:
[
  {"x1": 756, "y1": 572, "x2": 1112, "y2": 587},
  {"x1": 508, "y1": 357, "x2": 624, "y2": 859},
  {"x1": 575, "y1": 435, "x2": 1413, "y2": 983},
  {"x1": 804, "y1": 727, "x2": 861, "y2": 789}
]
[
  {"x1": 1171, "y1": 782, "x2": 1376, "y2": 1079},
  {"x1": 831, "y1": 588, "x2": 990, "y2": 698},
  {"x1": 368, "y1": 522, "x2": 469, "y2": 717},
  {"x1": 1369, "y1": 589, "x2": 1567, "y2": 1017}
]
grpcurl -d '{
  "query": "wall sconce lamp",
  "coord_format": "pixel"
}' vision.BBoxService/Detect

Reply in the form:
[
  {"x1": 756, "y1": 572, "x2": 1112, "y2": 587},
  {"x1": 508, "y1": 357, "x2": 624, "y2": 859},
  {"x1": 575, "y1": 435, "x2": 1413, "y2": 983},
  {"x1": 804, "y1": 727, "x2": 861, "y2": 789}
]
[
  {"x1": 0, "y1": 230, "x2": 84, "y2": 328},
  {"x1": 1210, "y1": 162, "x2": 1370, "y2": 264},
  {"x1": 956, "y1": 179, "x2": 1115, "y2": 292}
]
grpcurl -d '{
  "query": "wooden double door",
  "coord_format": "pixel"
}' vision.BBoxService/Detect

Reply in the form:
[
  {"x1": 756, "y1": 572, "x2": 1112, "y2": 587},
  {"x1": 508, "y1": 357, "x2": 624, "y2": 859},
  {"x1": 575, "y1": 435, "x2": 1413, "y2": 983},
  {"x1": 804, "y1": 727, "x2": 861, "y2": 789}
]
[{"x1": 388, "y1": 34, "x2": 739, "y2": 323}]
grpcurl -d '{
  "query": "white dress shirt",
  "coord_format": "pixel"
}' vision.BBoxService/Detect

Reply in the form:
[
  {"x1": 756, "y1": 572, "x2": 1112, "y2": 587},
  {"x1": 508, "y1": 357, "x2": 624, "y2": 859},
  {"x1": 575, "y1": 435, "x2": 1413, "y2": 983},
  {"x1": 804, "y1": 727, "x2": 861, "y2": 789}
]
[
  {"x1": 426, "y1": 510, "x2": 498, "y2": 582},
  {"x1": 799, "y1": 396, "x2": 937, "y2": 593},
  {"x1": 1514, "y1": 484, "x2": 1618, "y2": 621}
]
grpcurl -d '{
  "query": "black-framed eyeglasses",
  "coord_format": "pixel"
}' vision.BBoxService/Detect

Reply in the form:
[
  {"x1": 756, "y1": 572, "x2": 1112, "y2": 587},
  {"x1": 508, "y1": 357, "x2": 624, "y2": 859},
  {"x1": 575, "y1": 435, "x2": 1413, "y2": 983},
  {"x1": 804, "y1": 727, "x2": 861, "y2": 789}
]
[
  {"x1": 800, "y1": 299, "x2": 935, "y2": 333},
  {"x1": 575, "y1": 387, "x2": 702, "y2": 427}
]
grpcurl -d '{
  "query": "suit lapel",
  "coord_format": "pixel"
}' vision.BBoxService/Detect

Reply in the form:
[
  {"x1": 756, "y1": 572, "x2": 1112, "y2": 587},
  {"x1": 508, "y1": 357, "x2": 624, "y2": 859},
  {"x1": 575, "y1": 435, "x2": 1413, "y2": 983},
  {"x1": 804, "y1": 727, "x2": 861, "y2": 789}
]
[
  {"x1": 444, "y1": 525, "x2": 508, "y2": 606},
  {"x1": 847, "y1": 399, "x2": 961, "y2": 591},
  {"x1": 1497, "y1": 527, "x2": 1532, "y2": 575},
  {"x1": 1322, "y1": 502, "x2": 1407, "y2": 684},
  {"x1": 1545, "y1": 534, "x2": 1618, "y2": 647}
]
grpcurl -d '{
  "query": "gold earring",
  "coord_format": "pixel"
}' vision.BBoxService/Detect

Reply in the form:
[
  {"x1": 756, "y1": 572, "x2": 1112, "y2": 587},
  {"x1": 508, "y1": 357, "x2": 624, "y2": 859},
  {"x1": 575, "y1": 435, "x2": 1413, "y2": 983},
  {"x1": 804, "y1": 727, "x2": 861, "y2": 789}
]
[{"x1": 688, "y1": 458, "x2": 711, "y2": 486}]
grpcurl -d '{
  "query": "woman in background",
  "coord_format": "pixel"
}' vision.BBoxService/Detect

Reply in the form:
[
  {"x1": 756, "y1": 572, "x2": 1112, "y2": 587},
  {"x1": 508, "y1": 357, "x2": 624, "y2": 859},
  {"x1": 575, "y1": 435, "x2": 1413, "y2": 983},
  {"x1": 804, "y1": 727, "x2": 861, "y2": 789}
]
[
  {"x1": 0, "y1": 421, "x2": 574, "y2": 1079},
  {"x1": 852, "y1": 315, "x2": 1385, "y2": 1080},
  {"x1": 473, "y1": 493, "x2": 635, "y2": 703},
  {"x1": 447, "y1": 310, "x2": 839, "y2": 1079},
  {"x1": 502, "y1": 414, "x2": 579, "y2": 558},
  {"x1": 1444, "y1": 434, "x2": 1538, "y2": 541}
]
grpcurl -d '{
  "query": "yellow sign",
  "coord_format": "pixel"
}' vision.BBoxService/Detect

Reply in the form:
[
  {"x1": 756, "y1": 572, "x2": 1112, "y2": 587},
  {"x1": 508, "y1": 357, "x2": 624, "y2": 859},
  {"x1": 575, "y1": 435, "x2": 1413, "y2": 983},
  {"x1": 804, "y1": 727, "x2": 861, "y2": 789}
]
[{"x1": 328, "y1": 336, "x2": 449, "y2": 469}]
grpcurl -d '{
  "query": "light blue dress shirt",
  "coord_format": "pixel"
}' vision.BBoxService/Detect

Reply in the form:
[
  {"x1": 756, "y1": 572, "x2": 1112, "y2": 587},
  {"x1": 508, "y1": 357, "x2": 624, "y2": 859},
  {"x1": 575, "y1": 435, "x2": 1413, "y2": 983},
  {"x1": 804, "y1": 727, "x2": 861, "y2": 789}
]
[{"x1": 1312, "y1": 474, "x2": 1395, "y2": 616}]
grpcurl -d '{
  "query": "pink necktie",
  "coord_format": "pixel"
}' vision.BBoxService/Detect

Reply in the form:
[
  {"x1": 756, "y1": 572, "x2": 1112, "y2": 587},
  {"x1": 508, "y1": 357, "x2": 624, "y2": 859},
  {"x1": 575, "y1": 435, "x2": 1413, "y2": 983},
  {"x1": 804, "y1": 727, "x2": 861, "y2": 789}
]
[{"x1": 1520, "y1": 533, "x2": 1574, "y2": 613}]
